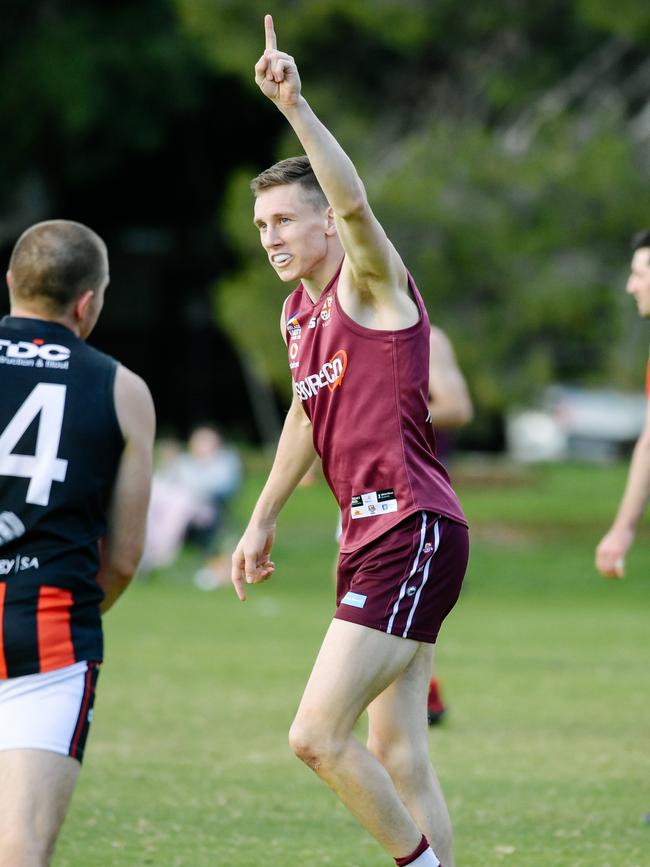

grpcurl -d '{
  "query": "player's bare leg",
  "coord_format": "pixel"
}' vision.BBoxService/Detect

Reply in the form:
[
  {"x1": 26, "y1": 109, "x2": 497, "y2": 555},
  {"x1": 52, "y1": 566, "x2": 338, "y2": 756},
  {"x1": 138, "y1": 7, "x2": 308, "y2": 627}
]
[
  {"x1": 289, "y1": 619, "x2": 447, "y2": 862},
  {"x1": 367, "y1": 645, "x2": 454, "y2": 867},
  {"x1": 0, "y1": 749, "x2": 80, "y2": 867}
]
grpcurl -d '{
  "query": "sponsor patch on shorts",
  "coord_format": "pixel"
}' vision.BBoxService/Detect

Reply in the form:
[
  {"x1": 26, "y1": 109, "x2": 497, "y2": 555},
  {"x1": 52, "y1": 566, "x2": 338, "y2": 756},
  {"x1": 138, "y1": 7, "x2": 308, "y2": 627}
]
[
  {"x1": 350, "y1": 489, "x2": 398, "y2": 519},
  {"x1": 340, "y1": 591, "x2": 367, "y2": 608}
]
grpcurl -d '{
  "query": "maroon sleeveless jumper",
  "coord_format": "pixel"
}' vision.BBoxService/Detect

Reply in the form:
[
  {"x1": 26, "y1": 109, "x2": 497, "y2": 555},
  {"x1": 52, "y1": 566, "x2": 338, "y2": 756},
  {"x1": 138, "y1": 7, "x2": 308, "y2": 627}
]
[{"x1": 284, "y1": 261, "x2": 467, "y2": 554}]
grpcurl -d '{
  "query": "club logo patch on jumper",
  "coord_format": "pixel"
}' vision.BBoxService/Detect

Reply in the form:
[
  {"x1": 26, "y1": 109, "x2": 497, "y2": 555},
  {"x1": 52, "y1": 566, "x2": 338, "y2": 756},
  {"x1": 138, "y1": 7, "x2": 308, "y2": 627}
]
[
  {"x1": 320, "y1": 295, "x2": 333, "y2": 323},
  {"x1": 286, "y1": 312, "x2": 302, "y2": 341},
  {"x1": 350, "y1": 488, "x2": 398, "y2": 519},
  {"x1": 340, "y1": 591, "x2": 367, "y2": 609}
]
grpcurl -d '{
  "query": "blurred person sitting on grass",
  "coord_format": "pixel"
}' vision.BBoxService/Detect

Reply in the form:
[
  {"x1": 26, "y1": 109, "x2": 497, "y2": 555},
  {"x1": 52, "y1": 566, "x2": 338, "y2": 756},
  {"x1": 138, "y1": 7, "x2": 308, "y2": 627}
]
[
  {"x1": 596, "y1": 230, "x2": 650, "y2": 579},
  {"x1": 141, "y1": 426, "x2": 242, "y2": 583}
]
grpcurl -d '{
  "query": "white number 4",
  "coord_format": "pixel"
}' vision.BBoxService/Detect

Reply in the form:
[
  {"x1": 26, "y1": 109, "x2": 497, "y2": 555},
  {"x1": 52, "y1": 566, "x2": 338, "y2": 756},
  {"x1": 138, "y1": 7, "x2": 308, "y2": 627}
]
[{"x1": 0, "y1": 383, "x2": 69, "y2": 506}]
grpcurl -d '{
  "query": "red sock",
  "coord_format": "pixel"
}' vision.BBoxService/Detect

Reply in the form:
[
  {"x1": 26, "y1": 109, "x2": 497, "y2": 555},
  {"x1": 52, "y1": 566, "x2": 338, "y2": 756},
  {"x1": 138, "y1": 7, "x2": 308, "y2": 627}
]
[{"x1": 395, "y1": 834, "x2": 430, "y2": 866}]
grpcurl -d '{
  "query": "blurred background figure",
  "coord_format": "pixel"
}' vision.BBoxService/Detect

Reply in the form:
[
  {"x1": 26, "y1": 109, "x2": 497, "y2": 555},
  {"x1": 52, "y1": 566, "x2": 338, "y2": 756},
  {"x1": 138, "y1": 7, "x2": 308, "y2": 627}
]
[
  {"x1": 427, "y1": 325, "x2": 474, "y2": 461},
  {"x1": 140, "y1": 437, "x2": 196, "y2": 573},
  {"x1": 141, "y1": 426, "x2": 242, "y2": 581},
  {"x1": 174, "y1": 425, "x2": 242, "y2": 555},
  {"x1": 426, "y1": 324, "x2": 474, "y2": 725}
]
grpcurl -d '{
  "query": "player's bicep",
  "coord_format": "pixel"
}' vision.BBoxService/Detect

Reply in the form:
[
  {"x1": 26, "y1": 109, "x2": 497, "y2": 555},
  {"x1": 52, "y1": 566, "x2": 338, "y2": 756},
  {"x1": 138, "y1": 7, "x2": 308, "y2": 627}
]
[
  {"x1": 105, "y1": 368, "x2": 155, "y2": 570},
  {"x1": 334, "y1": 202, "x2": 406, "y2": 296}
]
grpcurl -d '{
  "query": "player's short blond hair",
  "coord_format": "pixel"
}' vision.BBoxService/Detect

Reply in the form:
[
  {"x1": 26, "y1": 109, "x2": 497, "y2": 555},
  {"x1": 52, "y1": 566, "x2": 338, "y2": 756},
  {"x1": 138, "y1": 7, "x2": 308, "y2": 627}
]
[
  {"x1": 9, "y1": 220, "x2": 107, "y2": 314},
  {"x1": 250, "y1": 156, "x2": 328, "y2": 210},
  {"x1": 632, "y1": 230, "x2": 650, "y2": 256}
]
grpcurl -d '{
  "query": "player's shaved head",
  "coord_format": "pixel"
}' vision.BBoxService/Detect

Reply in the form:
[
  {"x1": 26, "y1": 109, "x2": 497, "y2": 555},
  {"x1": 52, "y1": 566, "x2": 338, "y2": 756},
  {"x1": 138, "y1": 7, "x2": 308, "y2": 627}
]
[
  {"x1": 8, "y1": 220, "x2": 108, "y2": 314},
  {"x1": 251, "y1": 156, "x2": 328, "y2": 211}
]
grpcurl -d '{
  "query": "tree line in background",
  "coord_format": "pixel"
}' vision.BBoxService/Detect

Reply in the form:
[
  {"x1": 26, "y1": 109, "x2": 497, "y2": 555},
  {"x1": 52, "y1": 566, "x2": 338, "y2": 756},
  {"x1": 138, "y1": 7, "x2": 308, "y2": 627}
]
[{"x1": 2, "y1": 0, "x2": 649, "y2": 445}]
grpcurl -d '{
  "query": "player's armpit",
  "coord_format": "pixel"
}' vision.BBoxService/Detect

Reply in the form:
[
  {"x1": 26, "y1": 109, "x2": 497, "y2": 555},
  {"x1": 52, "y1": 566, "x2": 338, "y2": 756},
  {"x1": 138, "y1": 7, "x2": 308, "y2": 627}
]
[{"x1": 334, "y1": 204, "x2": 408, "y2": 301}]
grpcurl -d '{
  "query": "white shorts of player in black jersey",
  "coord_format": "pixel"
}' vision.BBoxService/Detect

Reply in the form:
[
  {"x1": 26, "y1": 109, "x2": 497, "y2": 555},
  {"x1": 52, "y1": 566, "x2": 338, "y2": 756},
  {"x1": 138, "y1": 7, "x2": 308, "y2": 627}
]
[
  {"x1": 335, "y1": 512, "x2": 469, "y2": 644},
  {"x1": 0, "y1": 660, "x2": 100, "y2": 763}
]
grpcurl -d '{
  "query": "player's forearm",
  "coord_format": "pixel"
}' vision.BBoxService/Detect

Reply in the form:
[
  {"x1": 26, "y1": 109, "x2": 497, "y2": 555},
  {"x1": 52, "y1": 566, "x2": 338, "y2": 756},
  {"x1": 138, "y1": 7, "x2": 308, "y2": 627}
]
[
  {"x1": 250, "y1": 400, "x2": 317, "y2": 526},
  {"x1": 97, "y1": 567, "x2": 133, "y2": 614},
  {"x1": 429, "y1": 396, "x2": 474, "y2": 429},
  {"x1": 279, "y1": 97, "x2": 366, "y2": 217},
  {"x1": 96, "y1": 526, "x2": 145, "y2": 613},
  {"x1": 610, "y1": 433, "x2": 650, "y2": 532}
]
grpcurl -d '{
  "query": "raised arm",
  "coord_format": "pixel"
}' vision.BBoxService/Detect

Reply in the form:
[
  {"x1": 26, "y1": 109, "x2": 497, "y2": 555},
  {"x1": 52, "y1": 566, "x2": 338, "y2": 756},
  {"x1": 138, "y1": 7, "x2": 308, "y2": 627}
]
[
  {"x1": 255, "y1": 14, "x2": 407, "y2": 304},
  {"x1": 595, "y1": 399, "x2": 650, "y2": 578},
  {"x1": 97, "y1": 366, "x2": 155, "y2": 612}
]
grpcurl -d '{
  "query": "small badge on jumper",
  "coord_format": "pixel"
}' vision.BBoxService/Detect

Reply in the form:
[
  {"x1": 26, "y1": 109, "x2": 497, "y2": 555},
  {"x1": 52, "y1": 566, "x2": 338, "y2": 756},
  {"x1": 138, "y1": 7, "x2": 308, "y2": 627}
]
[{"x1": 350, "y1": 488, "x2": 398, "y2": 519}]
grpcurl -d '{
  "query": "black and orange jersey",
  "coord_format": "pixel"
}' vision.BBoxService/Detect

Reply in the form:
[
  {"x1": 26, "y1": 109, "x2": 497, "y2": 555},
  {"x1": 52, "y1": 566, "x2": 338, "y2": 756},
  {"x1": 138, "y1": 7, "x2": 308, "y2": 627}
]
[{"x1": 0, "y1": 316, "x2": 123, "y2": 677}]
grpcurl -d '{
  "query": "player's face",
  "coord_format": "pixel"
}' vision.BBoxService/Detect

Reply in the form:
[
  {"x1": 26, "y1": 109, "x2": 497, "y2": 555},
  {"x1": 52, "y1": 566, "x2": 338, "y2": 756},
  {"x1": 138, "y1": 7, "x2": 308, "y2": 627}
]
[
  {"x1": 626, "y1": 248, "x2": 650, "y2": 318},
  {"x1": 254, "y1": 184, "x2": 330, "y2": 283}
]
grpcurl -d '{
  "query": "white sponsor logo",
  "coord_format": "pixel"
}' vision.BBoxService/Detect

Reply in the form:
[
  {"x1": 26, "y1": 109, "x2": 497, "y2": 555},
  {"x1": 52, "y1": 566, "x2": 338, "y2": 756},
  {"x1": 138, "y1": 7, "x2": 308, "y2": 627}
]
[
  {"x1": 340, "y1": 591, "x2": 367, "y2": 609},
  {"x1": 0, "y1": 340, "x2": 70, "y2": 369},
  {"x1": 0, "y1": 512, "x2": 26, "y2": 545},
  {"x1": 351, "y1": 490, "x2": 399, "y2": 520},
  {"x1": 294, "y1": 349, "x2": 347, "y2": 401},
  {"x1": 289, "y1": 342, "x2": 299, "y2": 360},
  {"x1": 0, "y1": 340, "x2": 70, "y2": 362},
  {"x1": 0, "y1": 555, "x2": 40, "y2": 576}
]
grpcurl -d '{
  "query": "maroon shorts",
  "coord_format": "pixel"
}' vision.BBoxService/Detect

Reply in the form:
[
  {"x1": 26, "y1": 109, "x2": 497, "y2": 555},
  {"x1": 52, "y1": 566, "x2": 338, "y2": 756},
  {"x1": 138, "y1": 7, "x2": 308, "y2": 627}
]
[{"x1": 335, "y1": 512, "x2": 469, "y2": 644}]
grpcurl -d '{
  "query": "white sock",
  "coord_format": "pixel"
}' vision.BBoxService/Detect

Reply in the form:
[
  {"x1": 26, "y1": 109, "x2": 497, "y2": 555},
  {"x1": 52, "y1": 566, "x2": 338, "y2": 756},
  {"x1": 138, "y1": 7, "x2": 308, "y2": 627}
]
[{"x1": 409, "y1": 848, "x2": 440, "y2": 867}]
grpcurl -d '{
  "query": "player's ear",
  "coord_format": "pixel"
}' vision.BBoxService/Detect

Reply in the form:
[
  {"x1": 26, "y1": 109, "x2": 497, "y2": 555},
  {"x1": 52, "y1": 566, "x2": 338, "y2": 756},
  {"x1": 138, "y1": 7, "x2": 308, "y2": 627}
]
[
  {"x1": 6, "y1": 270, "x2": 14, "y2": 291},
  {"x1": 74, "y1": 289, "x2": 95, "y2": 323},
  {"x1": 324, "y1": 206, "x2": 337, "y2": 236}
]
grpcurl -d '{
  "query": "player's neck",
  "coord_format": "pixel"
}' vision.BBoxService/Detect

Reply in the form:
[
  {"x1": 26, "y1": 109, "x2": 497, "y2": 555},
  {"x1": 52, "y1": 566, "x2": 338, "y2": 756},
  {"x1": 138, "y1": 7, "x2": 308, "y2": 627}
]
[
  {"x1": 9, "y1": 305, "x2": 80, "y2": 336},
  {"x1": 301, "y1": 246, "x2": 344, "y2": 304}
]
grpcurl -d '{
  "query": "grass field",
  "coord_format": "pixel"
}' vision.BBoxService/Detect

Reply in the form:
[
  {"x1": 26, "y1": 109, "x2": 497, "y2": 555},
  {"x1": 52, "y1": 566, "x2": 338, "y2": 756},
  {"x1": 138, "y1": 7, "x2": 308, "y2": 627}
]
[{"x1": 54, "y1": 458, "x2": 650, "y2": 867}]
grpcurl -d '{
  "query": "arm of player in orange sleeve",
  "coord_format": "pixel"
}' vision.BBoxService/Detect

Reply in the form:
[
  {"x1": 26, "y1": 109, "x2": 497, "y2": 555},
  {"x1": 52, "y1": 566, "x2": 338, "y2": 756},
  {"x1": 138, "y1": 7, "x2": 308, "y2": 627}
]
[{"x1": 595, "y1": 398, "x2": 650, "y2": 579}]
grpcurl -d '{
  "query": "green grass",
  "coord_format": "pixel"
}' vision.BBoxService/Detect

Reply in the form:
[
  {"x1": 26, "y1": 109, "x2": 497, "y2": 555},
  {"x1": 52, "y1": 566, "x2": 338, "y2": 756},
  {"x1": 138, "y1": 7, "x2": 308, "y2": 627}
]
[{"x1": 54, "y1": 459, "x2": 650, "y2": 867}]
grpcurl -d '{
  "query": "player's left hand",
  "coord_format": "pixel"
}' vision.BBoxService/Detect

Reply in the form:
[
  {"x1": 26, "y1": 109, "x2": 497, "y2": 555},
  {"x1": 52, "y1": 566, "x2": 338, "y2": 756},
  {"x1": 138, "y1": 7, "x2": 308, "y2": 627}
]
[
  {"x1": 595, "y1": 526, "x2": 633, "y2": 579},
  {"x1": 231, "y1": 522, "x2": 276, "y2": 601},
  {"x1": 254, "y1": 14, "x2": 301, "y2": 108}
]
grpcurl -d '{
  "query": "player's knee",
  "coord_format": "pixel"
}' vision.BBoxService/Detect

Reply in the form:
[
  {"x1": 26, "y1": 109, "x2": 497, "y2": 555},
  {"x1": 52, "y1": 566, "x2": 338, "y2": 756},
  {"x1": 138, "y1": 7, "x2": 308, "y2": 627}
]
[
  {"x1": 288, "y1": 717, "x2": 344, "y2": 771},
  {"x1": 367, "y1": 733, "x2": 425, "y2": 781}
]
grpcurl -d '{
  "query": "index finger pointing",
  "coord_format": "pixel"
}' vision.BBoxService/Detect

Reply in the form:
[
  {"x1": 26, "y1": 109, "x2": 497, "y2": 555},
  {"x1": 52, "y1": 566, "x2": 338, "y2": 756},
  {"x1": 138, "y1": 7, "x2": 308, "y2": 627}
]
[{"x1": 264, "y1": 14, "x2": 277, "y2": 51}]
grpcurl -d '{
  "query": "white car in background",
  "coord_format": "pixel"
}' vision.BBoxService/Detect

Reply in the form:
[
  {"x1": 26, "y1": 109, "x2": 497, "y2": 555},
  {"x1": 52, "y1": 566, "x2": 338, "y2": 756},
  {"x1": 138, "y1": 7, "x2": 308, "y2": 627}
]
[{"x1": 506, "y1": 385, "x2": 647, "y2": 462}]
